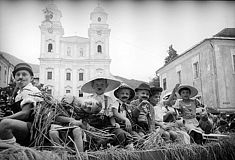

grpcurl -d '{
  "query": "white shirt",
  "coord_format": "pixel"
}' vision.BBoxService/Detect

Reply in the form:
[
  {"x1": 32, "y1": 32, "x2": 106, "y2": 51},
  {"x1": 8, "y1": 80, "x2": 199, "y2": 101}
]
[
  {"x1": 15, "y1": 83, "x2": 42, "y2": 108},
  {"x1": 88, "y1": 93, "x2": 114, "y2": 117}
]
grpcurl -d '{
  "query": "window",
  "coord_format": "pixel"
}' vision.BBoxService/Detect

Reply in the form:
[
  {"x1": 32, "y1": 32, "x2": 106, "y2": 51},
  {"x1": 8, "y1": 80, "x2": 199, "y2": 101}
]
[
  {"x1": 66, "y1": 72, "x2": 71, "y2": 81},
  {"x1": 4, "y1": 67, "x2": 7, "y2": 83},
  {"x1": 79, "y1": 90, "x2": 83, "y2": 97},
  {"x1": 80, "y1": 48, "x2": 84, "y2": 57},
  {"x1": 47, "y1": 71, "x2": 52, "y2": 80},
  {"x1": 232, "y1": 54, "x2": 235, "y2": 72},
  {"x1": 98, "y1": 17, "x2": 101, "y2": 22},
  {"x1": 79, "y1": 72, "x2": 83, "y2": 81},
  {"x1": 67, "y1": 47, "x2": 71, "y2": 56},
  {"x1": 0, "y1": 66, "x2": 1, "y2": 80},
  {"x1": 177, "y1": 71, "x2": 181, "y2": 83},
  {"x1": 48, "y1": 43, "x2": 53, "y2": 52},
  {"x1": 66, "y1": 90, "x2": 71, "y2": 94},
  {"x1": 163, "y1": 78, "x2": 167, "y2": 90},
  {"x1": 193, "y1": 62, "x2": 199, "y2": 79},
  {"x1": 97, "y1": 45, "x2": 102, "y2": 53},
  {"x1": 47, "y1": 89, "x2": 52, "y2": 95}
]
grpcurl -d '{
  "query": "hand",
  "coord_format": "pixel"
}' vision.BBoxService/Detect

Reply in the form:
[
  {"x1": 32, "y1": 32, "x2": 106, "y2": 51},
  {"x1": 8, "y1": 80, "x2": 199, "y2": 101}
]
[
  {"x1": 173, "y1": 83, "x2": 181, "y2": 92},
  {"x1": 125, "y1": 119, "x2": 132, "y2": 132}
]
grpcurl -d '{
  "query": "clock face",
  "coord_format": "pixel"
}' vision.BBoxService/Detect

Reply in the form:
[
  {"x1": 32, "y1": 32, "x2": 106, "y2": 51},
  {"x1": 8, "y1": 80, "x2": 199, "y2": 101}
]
[{"x1": 48, "y1": 27, "x2": 53, "y2": 33}]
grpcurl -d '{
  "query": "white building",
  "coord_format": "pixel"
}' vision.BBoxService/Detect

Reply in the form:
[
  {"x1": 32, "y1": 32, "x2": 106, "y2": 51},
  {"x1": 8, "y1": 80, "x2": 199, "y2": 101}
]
[{"x1": 39, "y1": 3, "x2": 112, "y2": 99}]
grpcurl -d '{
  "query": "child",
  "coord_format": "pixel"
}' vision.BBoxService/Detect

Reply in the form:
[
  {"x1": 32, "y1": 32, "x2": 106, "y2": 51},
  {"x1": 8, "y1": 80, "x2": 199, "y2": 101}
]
[
  {"x1": 49, "y1": 95, "x2": 102, "y2": 152},
  {"x1": 0, "y1": 63, "x2": 42, "y2": 147},
  {"x1": 81, "y1": 75, "x2": 133, "y2": 149},
  {"x1": 111, "y1": 83, "x2": 135, "y2": 149},
  {"x1": 130, "y1": 83, "x2": 155, "y2": 136},
  {"x1": 173, "y1": 84, "x2": 204, "y2": 144}
]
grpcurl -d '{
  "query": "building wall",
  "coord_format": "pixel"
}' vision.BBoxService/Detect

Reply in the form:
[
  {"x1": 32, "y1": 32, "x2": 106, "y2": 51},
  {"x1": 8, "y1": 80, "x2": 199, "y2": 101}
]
[
  {"x1": 157, "y1": 38, "x2": 235, "y2": 112},
  {"x1": 0, "y1": 55, "x2": 13, "y2": 88}
]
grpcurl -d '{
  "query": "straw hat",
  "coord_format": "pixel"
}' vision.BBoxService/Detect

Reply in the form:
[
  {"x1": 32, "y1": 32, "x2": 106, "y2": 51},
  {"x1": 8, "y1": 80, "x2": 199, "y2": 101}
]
[
  {"x1": 114, "y1": 83, "x2": 135, "y2": 100},
  {"x1": 135, "y1": 83, "x2": 151, "y2": 93},
  {"x1": 12, "y1": 63, "x2": 34, "y2": 77},
  {"x1": 177, "y1": 85, "x2": 198, "y2": 98},
  {"x1": 81, "y1": 75, "x2": 121, "y2": 93}
]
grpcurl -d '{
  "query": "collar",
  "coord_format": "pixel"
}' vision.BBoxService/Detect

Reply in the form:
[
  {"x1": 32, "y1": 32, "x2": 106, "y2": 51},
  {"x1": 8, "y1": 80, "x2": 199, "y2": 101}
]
[{"x1": 18, "y1": 83, "x2": 33, "y2": 94}]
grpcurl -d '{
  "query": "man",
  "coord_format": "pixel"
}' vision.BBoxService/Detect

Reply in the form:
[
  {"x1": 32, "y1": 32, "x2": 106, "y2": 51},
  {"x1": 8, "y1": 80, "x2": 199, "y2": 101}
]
[{"x1": 0, "y1": 63, "x2": 41, "y2": 147}]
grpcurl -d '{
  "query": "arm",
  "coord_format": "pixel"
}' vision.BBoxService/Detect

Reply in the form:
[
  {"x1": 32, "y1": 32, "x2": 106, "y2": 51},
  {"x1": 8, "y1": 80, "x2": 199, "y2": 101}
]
[
  {"x1": 112, "y1": 108, "x2": 131, "y2": 131},
  {"x1": 163, "y1": 83, "x2": 180, "y2": 106},
  {"x1": 3, "y1": 103, "x2": 33, "y2": 120}
]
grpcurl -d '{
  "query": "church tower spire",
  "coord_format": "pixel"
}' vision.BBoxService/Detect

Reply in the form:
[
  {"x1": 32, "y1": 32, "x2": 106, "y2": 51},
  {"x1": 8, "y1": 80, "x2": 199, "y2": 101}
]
[{"x1": 88, "y1": 4, "x2": 111, "y2": 61}]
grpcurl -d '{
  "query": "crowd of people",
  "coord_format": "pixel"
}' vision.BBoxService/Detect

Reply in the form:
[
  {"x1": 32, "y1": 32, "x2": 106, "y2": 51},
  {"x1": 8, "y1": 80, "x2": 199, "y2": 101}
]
[{"x1": 0, "y1": 62, "x2": 232, "y2": 152}]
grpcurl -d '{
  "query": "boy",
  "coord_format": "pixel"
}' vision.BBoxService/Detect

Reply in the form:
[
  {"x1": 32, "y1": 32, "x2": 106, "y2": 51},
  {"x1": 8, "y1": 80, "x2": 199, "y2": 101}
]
[
  {"x1": 81, "y1": 75, "x2": 133, "y2": 149},
  {"x1": 49, "y1": 96, "x2": 102, "y2": 152},
  {"x1": 111, "y1": 83, "x2": 135, "y2": 149},
  {"x1": 0, "y1": 63, "x2": 42, "y2": 147},
  {"x1": 173, "y1": 84, "x2": 204, "y2": 144},
  {"x1": 130, "y1": 83, "x2": 155, "y2": 136}
]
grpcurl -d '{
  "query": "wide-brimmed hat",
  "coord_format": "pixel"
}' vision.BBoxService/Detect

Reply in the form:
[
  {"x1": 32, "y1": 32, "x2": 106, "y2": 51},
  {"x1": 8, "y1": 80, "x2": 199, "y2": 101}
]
[
  {"x1": 114, "y1": 83, "x2": 135, "y2": 100},
  {"x1": 135, "y1": 83, "x2": 151, "y2": 94},
  {"x1": 12, "y1": 63, "x2": 34, "y2": 77},
  {"x1": 177, "y1": 85, "x2": 198, "y2": 98},
  {"x1": 150, "y1": 86, "x2": 163, "y2": 96},
  {"x1": 81, "y1": 75, "x2": 121, "y2": 93}
]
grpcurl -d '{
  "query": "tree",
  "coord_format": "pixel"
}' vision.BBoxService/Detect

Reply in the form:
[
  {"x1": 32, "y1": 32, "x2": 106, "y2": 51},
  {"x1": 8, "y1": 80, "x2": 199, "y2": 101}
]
[
  {"x1": 164, "y1": 45, "x2": 178, "y2": 65},
  {"x1": 149, "y1": 75, "x2": 160, "y2": 87}
]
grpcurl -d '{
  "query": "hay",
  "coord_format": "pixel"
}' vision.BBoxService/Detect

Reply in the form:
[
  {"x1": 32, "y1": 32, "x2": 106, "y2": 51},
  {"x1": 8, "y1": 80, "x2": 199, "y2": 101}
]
[{"x1": 1, "y1": 135, "x2": 235, "y2": 160}]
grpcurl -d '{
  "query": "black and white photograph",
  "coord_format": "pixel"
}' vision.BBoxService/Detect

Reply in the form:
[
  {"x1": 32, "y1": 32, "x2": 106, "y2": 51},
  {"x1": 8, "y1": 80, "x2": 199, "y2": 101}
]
[{"x1": 0, "y1": 0, "x2": 235, "y2": 159}]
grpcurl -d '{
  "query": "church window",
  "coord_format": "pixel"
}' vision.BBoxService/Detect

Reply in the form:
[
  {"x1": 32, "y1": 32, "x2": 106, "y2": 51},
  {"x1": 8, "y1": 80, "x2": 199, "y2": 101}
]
[
  {"x1": 47, "y1": 89, "x2": 52, "y2": 95},
  {"x1": 96, "y1": 68, "x2": 104, "y2": 76},
  {"x1": 67, "y1": 47, "x2": 71, "y2": 56},
  {"x1": 47, "y1": 71, "x2": 52, "y2": 80},
  {"x1": 79, "y1": 73, "x2": 83, "y2": 81},
  {"x1": 79, "y1": 90, "x2": 83, "y2": 97},
  {"x1": 97, "y1": 45, "x2": 102, "y2": 53},
  {"x1": 48, "y1": 43, "x2": 53, "y2": 52},
  {"x1": 45, "y1": 85, "x2": 53, "y2": 95},
  {"x1": 80, "y1": 48, "x2": 84, "y2": 57},
  {"x1": 66, "y1": 72, "x2": 71, "y2": 81}
]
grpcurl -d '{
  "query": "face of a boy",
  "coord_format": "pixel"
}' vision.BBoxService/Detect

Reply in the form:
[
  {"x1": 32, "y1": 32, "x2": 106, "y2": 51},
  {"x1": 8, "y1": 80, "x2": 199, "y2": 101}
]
[
  {"x1": 92, "y1": 79, "x2": 108, "y2": 95},
  {"x1": 180, "y1": 89, "x2": 191, "y2": 100},
  {"x1": 137, "y1": 90, "x2": 150, "y2": 101},
  {"x1": 118, "y1": 88, "x2": 130, "y2": 102},
  {"x1": 150, "y1": 92, "x2": 161, "y2": 105},
  {"x1": 14, "y1": 70, "x2": 33, "y2": 88}
]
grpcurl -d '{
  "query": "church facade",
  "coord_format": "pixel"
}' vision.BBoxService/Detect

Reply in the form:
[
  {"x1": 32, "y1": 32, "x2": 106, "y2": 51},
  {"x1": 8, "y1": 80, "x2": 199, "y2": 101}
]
[{"x1": 39, "y1": 3, "x2": 112, "y2": 99}]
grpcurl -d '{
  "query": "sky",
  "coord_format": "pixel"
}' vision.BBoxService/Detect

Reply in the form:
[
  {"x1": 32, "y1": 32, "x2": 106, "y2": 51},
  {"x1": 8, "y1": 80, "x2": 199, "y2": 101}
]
[{"x1": 0, "y1": 0, "x2": 235, "y2": 82}]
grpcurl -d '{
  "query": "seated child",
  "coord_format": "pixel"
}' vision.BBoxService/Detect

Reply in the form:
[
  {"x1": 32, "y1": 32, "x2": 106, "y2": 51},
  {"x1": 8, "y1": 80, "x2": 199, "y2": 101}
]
[
  {"x1": 49, "y1": 95, "x2": 102, "y2": 152},
  {"x1": 173, "y1": 84, "x2": 204, "y2": 144},
  {"x1": 130, "y1": 83, "x2": 155, "y2": 137},
  {"x1": 81, "y1": 75, "x2": 133, "y2": 149},
  {"x1": 111, "y1": 83, "x2": 135, "y2": 149}
]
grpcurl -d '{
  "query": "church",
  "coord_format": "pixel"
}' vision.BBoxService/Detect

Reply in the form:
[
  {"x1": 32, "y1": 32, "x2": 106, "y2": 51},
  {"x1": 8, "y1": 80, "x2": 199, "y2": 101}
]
[{"x1": 39, "y1": 3, "x2": 112, "y2": 99}]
